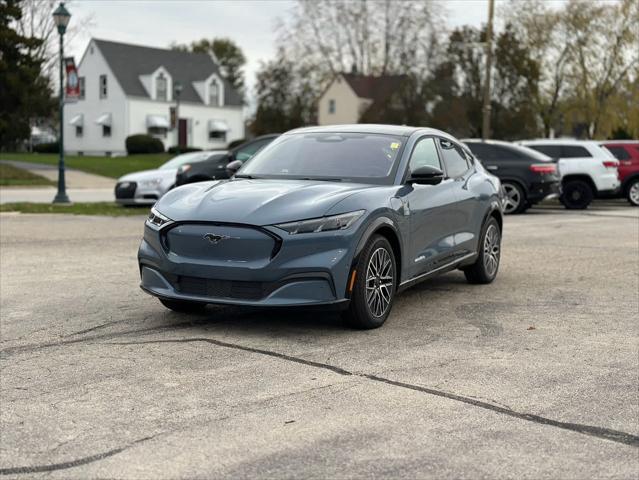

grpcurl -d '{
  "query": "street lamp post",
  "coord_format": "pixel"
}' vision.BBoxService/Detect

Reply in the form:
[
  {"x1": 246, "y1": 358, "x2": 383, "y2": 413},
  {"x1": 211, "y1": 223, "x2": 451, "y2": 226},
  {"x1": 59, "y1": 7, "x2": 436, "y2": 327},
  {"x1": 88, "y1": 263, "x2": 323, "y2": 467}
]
[
  {"x1": 52, "y1": 2, "x2": 71, "y2": 204},
  {"x1": 481, "y1": 0, "x2": 495, "y2": 141},
  {"x1": 174, "y1": 82, "x2": 183, "y2": 155}
]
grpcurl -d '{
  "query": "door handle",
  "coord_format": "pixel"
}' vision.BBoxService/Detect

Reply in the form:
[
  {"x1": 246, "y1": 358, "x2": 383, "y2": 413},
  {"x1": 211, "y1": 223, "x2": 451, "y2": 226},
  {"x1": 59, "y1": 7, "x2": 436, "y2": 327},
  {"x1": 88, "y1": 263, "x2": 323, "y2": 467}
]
[{"x1": 486, "y1": 165, "x2": 498, "y2": 171}]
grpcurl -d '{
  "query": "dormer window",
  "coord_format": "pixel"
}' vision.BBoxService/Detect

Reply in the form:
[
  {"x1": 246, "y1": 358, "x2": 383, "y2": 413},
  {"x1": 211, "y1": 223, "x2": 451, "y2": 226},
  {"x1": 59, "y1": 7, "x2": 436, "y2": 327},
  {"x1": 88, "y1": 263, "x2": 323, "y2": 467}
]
[
  {"x1": 209, "y1": 80, "x2": 219, "y2": 106},
  {"x1": 156, "y1": 73, "x2": 167, "y2": 101}
]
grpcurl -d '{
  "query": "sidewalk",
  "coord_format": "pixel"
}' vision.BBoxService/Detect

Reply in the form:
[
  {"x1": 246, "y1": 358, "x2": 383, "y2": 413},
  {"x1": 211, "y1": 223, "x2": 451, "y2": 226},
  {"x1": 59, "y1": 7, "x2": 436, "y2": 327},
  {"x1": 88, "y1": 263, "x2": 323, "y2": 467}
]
[{"x1": 0, "y1": 160, "x2": 116, "y2": 204}]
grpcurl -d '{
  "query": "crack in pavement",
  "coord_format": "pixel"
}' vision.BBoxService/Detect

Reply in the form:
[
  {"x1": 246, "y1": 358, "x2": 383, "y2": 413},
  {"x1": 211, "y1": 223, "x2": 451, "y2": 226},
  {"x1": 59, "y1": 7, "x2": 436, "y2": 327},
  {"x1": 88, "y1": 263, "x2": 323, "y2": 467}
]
[
  {"x1": 110, "y1": 337, "x2": 639, "y2": 448},
  {"x1": 0, "y1": 435, "x2": 156, "y2": 476},
  {"x1": 0, "y1": 320, "x2": 204, "y2": 358}
]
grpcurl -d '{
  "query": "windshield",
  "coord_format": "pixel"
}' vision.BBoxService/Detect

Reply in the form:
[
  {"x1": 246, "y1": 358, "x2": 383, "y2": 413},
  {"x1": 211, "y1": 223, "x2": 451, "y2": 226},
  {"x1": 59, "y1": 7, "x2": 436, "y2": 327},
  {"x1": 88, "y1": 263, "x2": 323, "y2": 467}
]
[
  {"x1": 239, "y1": 132, "x2": 405, "y2": 184},
  {"x1": 160, "y1": 152, "x2": 212, "y2": 170}
]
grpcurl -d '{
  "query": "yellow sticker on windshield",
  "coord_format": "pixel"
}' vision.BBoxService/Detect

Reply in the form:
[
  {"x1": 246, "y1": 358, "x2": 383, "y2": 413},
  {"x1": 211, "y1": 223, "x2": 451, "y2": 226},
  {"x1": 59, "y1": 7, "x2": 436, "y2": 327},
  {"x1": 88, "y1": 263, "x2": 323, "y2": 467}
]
[{"x1": 390, "y1": 142, "x2": 400, "y2": 150}]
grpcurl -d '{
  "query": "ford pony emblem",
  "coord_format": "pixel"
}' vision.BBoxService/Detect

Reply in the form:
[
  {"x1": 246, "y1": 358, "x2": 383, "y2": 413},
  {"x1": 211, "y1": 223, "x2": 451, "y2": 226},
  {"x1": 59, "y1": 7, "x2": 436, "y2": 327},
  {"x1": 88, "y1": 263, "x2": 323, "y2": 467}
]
[{"x1": 203, "y1": 233, "x2": 230, "y2": 245}]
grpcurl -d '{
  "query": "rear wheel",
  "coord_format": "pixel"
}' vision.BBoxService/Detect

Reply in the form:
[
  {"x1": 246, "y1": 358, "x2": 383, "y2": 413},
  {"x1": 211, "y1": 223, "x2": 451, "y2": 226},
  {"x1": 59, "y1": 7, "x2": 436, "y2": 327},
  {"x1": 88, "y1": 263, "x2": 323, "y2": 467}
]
[
  {"x1": 501, "y1": 182, "x2": 527, "y2": 214},
  {"x1": 464, "y1": 217, "x2": 501, "y2": 284},
  {"x1": 159, "y1": 298, "x2": 206, "y2": 313},
  {"x1": 561, "y1": 180, "x2": 593, "y2": 209},
  {"x1": 626, "y1": 179, "x2": 639, "y2": 206},
  {"x1": 343, "y1": 235, "x2": 397, "y2": 329}
]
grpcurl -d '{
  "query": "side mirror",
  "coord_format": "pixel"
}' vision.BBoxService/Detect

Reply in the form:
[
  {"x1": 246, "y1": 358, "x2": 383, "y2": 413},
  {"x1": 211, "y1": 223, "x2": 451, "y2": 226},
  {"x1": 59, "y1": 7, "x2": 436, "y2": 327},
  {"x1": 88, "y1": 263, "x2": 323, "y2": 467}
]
[
  {"x1": 408, "y1": 165, "x2": 444, "y2": 185},
  {"x1": 226, "y1": 159, "x2": 243, "y2": 177}
]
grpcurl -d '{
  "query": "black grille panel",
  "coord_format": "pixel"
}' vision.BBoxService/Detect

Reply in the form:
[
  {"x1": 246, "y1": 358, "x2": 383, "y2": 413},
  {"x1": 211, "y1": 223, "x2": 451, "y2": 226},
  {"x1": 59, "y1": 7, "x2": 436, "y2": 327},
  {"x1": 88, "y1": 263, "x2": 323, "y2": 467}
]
[
  {"x1": 115, "y1": 181, "x2": 137, "y2": 199},
  {"x1": 176, "y1": 276, "x2": 269, "y2": 300}
]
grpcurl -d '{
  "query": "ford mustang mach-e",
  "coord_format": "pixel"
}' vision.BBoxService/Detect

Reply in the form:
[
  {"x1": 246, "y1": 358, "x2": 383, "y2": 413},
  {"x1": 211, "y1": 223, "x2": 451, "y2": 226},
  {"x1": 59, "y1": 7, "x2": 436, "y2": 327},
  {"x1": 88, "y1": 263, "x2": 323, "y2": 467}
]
[{"x1": 138, "y1": 125, "x2": 503, "y2": 329}]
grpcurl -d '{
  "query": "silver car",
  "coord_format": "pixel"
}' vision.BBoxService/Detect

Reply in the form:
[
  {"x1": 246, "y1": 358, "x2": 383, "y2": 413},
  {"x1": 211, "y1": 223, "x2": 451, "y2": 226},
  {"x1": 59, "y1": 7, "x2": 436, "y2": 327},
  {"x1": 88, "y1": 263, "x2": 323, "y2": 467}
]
[{"x1": 115, "y1": 151, "x2": 224, "y2": 205}]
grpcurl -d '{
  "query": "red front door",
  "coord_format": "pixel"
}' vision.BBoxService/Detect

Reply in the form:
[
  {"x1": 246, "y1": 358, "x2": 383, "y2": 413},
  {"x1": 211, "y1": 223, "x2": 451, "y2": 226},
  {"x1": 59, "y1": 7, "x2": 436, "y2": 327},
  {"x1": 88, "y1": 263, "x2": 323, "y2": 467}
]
[{"x1": 178, "y1": 119, "x2": 187, "y2": 148}]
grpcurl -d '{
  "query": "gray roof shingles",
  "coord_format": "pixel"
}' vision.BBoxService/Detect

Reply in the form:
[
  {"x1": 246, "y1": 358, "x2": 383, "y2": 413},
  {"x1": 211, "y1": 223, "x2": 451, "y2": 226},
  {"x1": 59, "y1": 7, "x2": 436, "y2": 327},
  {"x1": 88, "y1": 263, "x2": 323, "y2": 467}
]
[{"x1": 93, "y1": 39, "x2": 242, "y2": 106}]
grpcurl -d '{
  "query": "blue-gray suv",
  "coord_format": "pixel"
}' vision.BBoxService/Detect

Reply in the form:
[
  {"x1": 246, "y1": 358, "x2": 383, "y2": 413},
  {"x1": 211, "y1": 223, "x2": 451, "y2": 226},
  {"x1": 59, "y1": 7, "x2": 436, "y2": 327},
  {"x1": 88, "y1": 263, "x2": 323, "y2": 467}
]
[{"x1": 138, "y1": 125, "x2": 504, "y2": 329}]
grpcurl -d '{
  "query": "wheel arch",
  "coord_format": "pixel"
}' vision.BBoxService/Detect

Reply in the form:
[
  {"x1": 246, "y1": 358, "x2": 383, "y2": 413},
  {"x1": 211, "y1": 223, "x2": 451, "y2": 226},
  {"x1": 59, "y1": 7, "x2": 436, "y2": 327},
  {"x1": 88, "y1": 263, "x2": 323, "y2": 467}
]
[
  {"x1": 500, "y1": 177, "x2": 528, "y2": 196},
  {"x1": 562, "y1": 174, "x2": 597, "y2": 193},
  {"x1": 352, "y1": 216, "x2": 403, "y2": 289},
  {"x1": 622, "y1": 173, "x2": 639, "y2": 195}
]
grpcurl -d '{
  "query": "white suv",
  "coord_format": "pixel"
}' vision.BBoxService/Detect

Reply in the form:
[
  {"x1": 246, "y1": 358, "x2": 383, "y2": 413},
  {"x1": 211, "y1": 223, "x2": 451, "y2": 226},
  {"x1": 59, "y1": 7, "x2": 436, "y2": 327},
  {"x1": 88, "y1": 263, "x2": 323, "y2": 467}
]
[{"x1": 519, "y1": 139, "x2": 619, "y2": 209}]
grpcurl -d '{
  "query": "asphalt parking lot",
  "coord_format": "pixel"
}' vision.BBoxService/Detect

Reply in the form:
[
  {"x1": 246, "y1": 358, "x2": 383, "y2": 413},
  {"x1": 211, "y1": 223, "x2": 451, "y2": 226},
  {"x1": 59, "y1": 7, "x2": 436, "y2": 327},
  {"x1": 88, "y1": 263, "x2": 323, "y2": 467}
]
[{"x1": 1, "y1": 203, "x2": 638, "y2": 479}]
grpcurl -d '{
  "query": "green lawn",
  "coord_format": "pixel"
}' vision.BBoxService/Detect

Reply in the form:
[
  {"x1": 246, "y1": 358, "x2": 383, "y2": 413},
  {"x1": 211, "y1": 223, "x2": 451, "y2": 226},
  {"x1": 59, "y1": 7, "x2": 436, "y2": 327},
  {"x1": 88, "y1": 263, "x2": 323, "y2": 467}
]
[
  {"x1": 0, "y1": 153, "x2": 172, "y2": 179},
  {"x1": 0, "y1": 202, "x2": 149, "y2": 216},
  {"x1": 0, "y1": 163, "x2": 55, "y2": 186}
]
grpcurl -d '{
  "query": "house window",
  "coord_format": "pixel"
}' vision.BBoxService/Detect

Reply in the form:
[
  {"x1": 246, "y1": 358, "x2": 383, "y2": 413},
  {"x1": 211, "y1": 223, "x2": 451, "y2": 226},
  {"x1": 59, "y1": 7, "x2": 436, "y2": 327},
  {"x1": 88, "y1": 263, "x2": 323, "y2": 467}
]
[
  {"x1": 209, "y1": 80, "x2": 219, "y2": 106},
  {"x1": 148, "y1": 126, "x2": 167, "y2": 138},
  {"x1": 329, "y1": 99, "x2": 336, "y2": 114},
  {"x1": 99, "y1": 74, "x2": 107, "y2": 99},
  {"x1": 75, "y1": 126, "x2": 83, "y2": 137},
  {"x1": 79, "y1": 77, "x2": 85, "y2": 99},
  {"x1": 156, "y1": 73, "x2": 167, "y2": 101},
  {"x1": 102, "y1": 125, "x2": 111, "y2": 137},
  {"x1": 209, "y1": 130, "x2": 226, "y2": 142}
]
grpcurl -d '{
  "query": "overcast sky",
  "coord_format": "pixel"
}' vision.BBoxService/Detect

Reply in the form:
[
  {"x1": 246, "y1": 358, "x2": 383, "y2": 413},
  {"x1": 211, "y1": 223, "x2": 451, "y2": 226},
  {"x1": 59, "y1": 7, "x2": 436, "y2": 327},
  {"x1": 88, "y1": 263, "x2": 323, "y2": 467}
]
[{"x1": 65, "y1": 0, "x2": 565, "y2": 106}]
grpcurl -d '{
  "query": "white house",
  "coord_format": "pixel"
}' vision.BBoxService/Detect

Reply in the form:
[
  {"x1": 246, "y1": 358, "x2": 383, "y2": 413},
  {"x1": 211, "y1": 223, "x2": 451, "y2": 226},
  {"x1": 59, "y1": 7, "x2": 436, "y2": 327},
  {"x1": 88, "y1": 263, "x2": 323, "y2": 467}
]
[
  {"x1": 318, "y1": 73, "x2": 407, "y2": 126},
  {"x1": 64, "y1": 39, "x2": 244, "y2": 156}
]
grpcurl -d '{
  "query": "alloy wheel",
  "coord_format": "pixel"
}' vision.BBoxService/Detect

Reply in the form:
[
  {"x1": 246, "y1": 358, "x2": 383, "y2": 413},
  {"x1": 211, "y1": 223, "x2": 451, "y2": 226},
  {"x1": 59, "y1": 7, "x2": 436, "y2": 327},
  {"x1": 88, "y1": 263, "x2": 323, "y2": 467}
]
[
  {"x1": 502, "y1": 184, "x2": 521, "y2": 214},
  {"x1": 629, "y1": 181, "x2": 639, "y2": 206},
  {"x1": 365, "y1": 247, "x2": 394, "y2": 318},
  {"x1": 483, "y1": 224, "x2": 501, "y2": 277}
]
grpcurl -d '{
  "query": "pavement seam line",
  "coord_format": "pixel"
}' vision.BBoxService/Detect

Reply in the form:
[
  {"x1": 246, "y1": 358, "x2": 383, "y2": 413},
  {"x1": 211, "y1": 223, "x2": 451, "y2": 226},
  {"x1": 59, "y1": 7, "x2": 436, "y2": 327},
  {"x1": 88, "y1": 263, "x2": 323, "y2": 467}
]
[
  {"x1": 110, "y1": 337, "x2": 639, "y2": 448},
  {"x1": 0, "y1": 436, "x2": 155, "y2": 476}
]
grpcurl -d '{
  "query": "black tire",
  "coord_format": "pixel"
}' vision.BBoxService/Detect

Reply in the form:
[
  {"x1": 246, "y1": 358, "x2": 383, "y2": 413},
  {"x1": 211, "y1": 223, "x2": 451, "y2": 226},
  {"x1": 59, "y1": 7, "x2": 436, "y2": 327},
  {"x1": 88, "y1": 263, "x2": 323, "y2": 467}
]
[
  {"x1": 561, "y1": 180, "x2": 593, "y2": 209},
  {"x1": 464, "y1": 217, "x2": 501, "y2": 284},
  {"x1": 501, "y1": 182, "x2": 527, "y2": 214},
  {"x1": 159, "y1": 298, "x2": 206, "y2": 313},
  {"x1": 626, "y1": 178, "x2": 639, "y2": 206},
  {"x1": 343, "y1": 235, "x2": 397, "y2": 329}
]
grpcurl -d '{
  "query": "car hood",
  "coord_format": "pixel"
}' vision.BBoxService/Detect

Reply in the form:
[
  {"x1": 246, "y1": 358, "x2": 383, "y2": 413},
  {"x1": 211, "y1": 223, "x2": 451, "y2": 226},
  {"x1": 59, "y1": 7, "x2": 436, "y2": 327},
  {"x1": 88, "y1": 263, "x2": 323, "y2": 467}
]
[
  {"x1": 156, "y1": 179, "x2": 377, "y2": 225},
  {"x1": 118, "y1": 168, "x2": 176, "y2": 183}
]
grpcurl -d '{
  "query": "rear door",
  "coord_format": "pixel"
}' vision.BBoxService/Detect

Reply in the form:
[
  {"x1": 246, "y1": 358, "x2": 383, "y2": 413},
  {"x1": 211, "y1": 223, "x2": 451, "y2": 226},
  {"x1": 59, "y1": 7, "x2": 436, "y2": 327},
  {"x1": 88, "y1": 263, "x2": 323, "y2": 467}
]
[{"x1": 400, "y1": 136, "x2": 461, "y2": 280}]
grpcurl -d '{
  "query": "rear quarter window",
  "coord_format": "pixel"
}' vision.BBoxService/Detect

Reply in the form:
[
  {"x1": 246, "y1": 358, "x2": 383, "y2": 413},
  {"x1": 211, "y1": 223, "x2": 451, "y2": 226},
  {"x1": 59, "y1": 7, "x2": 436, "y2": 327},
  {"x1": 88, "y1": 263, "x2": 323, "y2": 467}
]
[
  {"x1": 528, "y1": 144, "x2": 561, "y2": 157},
  {"x1": 604, "y1": 146, "x2": 630, "y2": 160},
  {"x1": 561, "y1": 145, "x2": 592, "y2": 158}
]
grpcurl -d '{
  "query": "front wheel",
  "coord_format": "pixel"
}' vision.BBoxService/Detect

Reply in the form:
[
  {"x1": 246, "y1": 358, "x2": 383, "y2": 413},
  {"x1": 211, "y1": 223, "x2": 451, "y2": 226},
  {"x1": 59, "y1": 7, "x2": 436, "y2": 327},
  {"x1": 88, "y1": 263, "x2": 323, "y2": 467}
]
[
  {"x1": 463, "y1": 217, "x2": 501, "y2": 284},
  {"x1": 343, "y1": 235, "x2": 397, "y2": 329},
  {"x1": 626, "y1": 179, "x2": 639, "y2": 206},
  {"x1": 561, "y1": 180, "x2": 593, "y2": 209}
]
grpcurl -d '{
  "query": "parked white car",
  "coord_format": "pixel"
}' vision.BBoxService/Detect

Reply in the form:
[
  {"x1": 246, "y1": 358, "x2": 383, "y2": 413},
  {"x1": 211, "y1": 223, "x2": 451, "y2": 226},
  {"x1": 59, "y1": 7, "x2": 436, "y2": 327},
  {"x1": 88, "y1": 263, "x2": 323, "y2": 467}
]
[
  {"x1": 519, "y1": 139, "x2": 619, "y2": 209},
  {"x1": 115, "y1": 151, "x2": 225, "y2": 205}
]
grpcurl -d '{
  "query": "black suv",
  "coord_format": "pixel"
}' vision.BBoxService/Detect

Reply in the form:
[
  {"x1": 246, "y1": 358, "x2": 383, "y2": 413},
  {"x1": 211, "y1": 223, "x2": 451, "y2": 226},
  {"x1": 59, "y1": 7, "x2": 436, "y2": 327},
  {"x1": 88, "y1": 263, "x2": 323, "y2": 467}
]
[
  {"x1": 463, "y1": 140, "x2": 560, "y2": 214},
  {"x1": 175, "y1": 134, "x2": 279, "y2": 186}
]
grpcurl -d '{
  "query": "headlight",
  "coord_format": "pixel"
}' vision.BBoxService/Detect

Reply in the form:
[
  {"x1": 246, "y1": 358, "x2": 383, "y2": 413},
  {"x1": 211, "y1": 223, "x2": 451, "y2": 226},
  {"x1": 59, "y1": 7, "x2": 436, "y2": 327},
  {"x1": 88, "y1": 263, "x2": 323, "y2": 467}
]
[
  {"x1": 139, "y1": 178, "x2": 163, "y2": 187},
  {"x1": 146, "y1": 207, "x2": 173, "y2": 230},
  {"x1": 274, "y1": 210, "x2": 365, "y2": 235},
  {"x1": 179, "y1": 164, "x2": 191, "y2": 173}
]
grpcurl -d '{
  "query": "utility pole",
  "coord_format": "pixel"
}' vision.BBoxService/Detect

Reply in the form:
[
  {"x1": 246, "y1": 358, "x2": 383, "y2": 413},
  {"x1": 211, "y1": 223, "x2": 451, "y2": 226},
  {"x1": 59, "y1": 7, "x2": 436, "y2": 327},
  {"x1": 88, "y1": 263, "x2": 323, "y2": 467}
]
[{"x1": 482, "y1": 0, "x2": 494, "y2": 141}]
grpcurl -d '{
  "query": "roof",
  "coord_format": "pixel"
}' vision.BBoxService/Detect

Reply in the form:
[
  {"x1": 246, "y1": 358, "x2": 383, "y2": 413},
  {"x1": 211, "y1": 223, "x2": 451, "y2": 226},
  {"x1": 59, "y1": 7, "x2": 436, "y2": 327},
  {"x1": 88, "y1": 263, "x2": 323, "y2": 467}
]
[
  {"x1": 286, "y1": 124, "x2": 453, "y2": 139},
  {"x1": 341, "y1": 73, "x2": 407, "y2": 101},
  {"x1": 519, "y1": 139, "x2": 602, "y2": 146},
  {"x1": 93, "y1": 39, "x2": 242, "y2": 106}
]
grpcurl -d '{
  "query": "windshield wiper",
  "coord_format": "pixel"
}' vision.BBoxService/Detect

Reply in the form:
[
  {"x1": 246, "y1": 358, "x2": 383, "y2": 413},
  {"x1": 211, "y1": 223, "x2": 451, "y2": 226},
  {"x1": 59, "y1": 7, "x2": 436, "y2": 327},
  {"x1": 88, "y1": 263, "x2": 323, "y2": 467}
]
[{"x1": 298, "y1": 177, "x2": 342, "y2": 182}]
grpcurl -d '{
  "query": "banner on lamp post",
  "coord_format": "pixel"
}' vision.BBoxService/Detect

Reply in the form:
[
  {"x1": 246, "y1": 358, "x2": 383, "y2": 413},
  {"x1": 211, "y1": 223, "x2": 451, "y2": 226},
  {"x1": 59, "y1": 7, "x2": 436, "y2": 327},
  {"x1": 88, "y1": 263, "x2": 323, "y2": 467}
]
[{"x1": 64, "y1": 57, "x2": 80, "y2": 102}]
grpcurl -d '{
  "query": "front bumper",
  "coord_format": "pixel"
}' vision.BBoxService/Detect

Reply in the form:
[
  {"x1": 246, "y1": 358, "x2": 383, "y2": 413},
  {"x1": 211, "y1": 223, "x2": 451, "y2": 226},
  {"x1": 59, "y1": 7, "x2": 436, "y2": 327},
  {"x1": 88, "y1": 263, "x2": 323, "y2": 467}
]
[
  {"x1": 138, "y1": 220, "x2": 362, "y2": 307},
  {"x1": 115, "y1": 182, "x2": 168, "y2": 205}
]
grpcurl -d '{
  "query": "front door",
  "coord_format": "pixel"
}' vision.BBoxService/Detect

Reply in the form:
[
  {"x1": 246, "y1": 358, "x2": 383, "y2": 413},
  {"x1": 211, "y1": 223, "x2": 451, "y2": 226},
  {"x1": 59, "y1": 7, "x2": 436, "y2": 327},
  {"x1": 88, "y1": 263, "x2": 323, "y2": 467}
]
[
  {"x1": 399, "y1": 136, "x2": 461, "y2": 280},
  {"x1": 178, "y1": 119, "x2": 187, "y2": 148}
]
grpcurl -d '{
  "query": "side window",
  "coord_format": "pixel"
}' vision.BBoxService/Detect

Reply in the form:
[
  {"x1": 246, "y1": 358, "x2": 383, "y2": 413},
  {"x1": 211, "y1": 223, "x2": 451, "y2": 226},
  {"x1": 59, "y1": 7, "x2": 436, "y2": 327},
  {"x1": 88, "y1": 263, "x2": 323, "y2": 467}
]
[
  {"x1": 439, "y1": 138, "x2": 469, "y2": 178},
  {"x1": 604, "y1": 146, "x2": 630, "y2": 160},
  {"x1": 466, "y1": 143, "x2": 495, "y2": 161},
  {"x1": 236, "y1": 139, "x2": 271, "y2": 161},
  {"x1": 561, "y1": 145, "x2": 591, "y2": 158},
  {"x1": 409, "y1": 137, "x2": 441, "y2": 172},
  {"x1": 529, "y1": 144, "x2": 561, "y2": 157}
]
